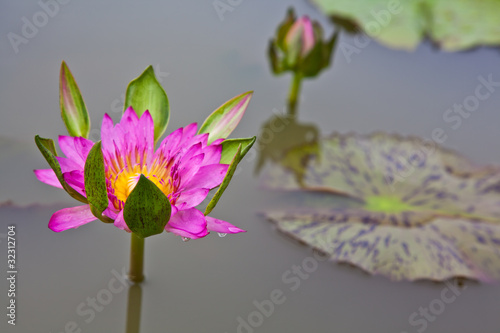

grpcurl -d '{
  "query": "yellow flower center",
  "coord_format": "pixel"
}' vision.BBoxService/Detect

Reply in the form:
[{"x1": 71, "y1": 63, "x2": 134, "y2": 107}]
[{"x1": 110, "y1": 162, "x2": 173, "y2": 209}]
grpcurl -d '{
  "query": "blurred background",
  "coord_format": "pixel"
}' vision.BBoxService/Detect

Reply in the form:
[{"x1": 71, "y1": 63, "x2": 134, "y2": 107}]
[{"x1": 1, "y1": 1, "x2": 499, "y2": 332}]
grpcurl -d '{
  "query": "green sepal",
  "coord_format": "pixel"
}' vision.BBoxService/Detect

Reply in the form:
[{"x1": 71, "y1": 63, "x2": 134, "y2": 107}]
[
  {"x1": 322, "y1": 30, "x2": 339, "y2": 68},
  {"x1": 84, "y1": 141, "x2": 113, "y2": 223},
  {"x1": 124, "y1": 66, "x2": 170, "y2": 143},
  {"x1": 268, "y1": 41, "x2": 284, "y2": 75},
  {"x1": 205, "y1": 144, "x2": 242, "y2": 216},
  {"x1": 35, "y1": 135, "x2": 88, "y2": 203},
  {"x1": 276, "y1": 8, "x2": 296, "y2": 50},
  {"x1": 205, "y1": 136, "x2": 255, "y2": 215},
  {"x1": 300, "y1": 28, "x2": 338, "y2": 78},
  {"x1": 220, "y1": 136, "x2": 256, "y2": 164},
  {"x1": 123, "y1": 174, "x2": 172, "y2": 238},
  {"x1": 59, "y1": 61, "x2": 91, "y2": 138}
]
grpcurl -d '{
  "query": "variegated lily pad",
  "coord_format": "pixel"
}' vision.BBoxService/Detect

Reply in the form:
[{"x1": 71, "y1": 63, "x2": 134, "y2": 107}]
[
  {"x1": 264, "y1": 210, "x2": 500, "y2": 281},
  {"x1": 261, "y1": 133, "x2": 500, "y2": 281},
  {"x1": 311, "y1": 0, "x2": 500, "y2": 51}
]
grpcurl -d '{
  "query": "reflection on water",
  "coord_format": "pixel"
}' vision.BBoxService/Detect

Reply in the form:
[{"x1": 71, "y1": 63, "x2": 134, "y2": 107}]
[
  {"x1": 126, "y1": 284, "x2": 142, "y2": 333},
  {"x1": 255, "y1": 115, "x2": 319, "y2": 181}
]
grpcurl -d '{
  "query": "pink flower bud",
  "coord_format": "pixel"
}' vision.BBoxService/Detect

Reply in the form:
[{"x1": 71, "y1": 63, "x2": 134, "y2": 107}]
[{"x1": 285, "y1": 16, "x2": 315, "y2": 58}]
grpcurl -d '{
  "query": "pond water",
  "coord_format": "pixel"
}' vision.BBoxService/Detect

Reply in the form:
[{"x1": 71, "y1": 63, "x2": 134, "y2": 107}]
[{"x1": 1, "y1": 1, "x2": 500, "y2": 332}]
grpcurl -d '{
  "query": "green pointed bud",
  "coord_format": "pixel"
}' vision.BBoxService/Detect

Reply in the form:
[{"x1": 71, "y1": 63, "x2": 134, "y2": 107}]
[
  {"x1": 124, "y1": 66, "x2": 170, "y2": 142},
  {"x1": 84, "y1": 141, "x2": 113, "y2": 223},
  {"x1": 35, "y1": 135, "x2": 88, "y2": 203},
  {"x1": 123, "y1": 174, "x2": 172, "y2": 238},
  {"x1": 60, "y1": 61, "x2": 91, "y2": 138},
  {"x1": 198, "y1": 91, "x2": 253, "y2": 144}
]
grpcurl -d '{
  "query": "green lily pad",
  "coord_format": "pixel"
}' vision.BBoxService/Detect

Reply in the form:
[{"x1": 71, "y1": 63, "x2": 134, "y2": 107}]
[
  {"x1": 312, "y1": 0, "x2": 500, "y2": 51},
  {"x1": 261, "y1": 132, "x2": 500, "y2": 281}
]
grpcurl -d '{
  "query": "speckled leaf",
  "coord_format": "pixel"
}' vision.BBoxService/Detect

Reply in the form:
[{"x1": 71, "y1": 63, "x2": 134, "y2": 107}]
[
  {"x1": 312, "y1": 0, "x2": 500, "y2": 51},
  {"x1": 84, "y1": 141, "x2": 112, "y2": 223},
  {"x1": 262, "y1": 133, "x2": 500, "y2": 219},
  {"x1": 261, "y1": 132, "x2": 500, "y2": 281},
  {"x1": 124, "y1": 66, "x2": 170, "y2": 142},
  {"x1": 59, "y1": 61, "x2": 90, "y2": 138},
  {"x1": 123, "y1": 174, "x2": 171, "y2": 238},
  {"x1": 264, "y1": 210, "x2": 500, "y2": 282},
  {"x1": 34, "y1": 135, "x2": 88, "y2": 203}
]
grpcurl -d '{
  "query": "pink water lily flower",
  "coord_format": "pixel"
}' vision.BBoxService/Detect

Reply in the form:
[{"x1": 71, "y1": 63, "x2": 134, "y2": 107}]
[{"x1": 34, "y1": 107, "x2": 245, "y2": 239}]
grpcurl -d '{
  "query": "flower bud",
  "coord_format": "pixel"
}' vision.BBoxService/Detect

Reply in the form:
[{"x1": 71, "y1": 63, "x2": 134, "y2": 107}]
[
  {"x1": 268, "y1": 8, "x2": 338, "y2": 78},
  {"x1": 284, "y1": 16, "x2": 315, "y2": 64}
]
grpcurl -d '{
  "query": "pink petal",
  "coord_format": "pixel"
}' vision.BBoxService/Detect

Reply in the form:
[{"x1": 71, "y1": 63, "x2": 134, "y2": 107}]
[
  {"x1": 178, "y1": 143, "x2": 203, "y2": 167},
  {"x1": 74, "y1": 136, "x2": 94, "y2": 161},
  {"x1": 101, "y1": 113, "x2": 116, "y2": 155},
  {"x1": 175, "y1": 188, "x2": 210, "y2": 209},
  {"x1": 157, "y1": 126, "x2": 183, "y2": 157},
  {"x1": 114, "y1": 210, "x2": 131, "y2": 232},
  {"x1": 63, "y1": 170, "x2": 86, "y2": 195},
  {"x1": 178, "y1": 154, "x2": 204, "y2": 185},
  {"x1": 200, "y1": 144, "x2": 222, "y2": 165},
  {"x1": 186, "y1": 133, "x2": 209, "y2": 148},
  {"x1": 121, "y1": 107, "x2": 140, "y2": 131},
  {"x1": 165, "y1": 208, "x2": 209, "y2": 239},
  {"x1": 59, "y1": 136, "x2": 84, "y2": 164},
  {"x1": 179, "y1": 123, "x2": 198, "y2": 146},
  {"x1": 56, "y1": 156, "x2": 84, "y2": 173},
  {"x1": 301, "y1": 17, "x2": 315, "y2": 55},
  {"x1": 103, "y1": 207, "x2": 118, "y2": 220},
  {"x1": 182, "y1": 164, "x2": 229, "y2": 191},
  {"x1": 206, "y1": 216, "x2": 246, "y2": 234},
  {"x1": 137, "y1": 110, "x2": 155, "y2": 160},
  {"x1": 212, "y1": 138, "x2": 224, "y2": 145},
  {"x1": 48, "y1": 205, "x2": 96, "y2": 232},
  {"x1": 34, "y1": 169, "x2": 63, "y2": 188}
]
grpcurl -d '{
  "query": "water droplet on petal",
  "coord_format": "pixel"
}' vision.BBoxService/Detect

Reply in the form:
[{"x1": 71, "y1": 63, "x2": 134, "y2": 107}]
[
  {"x1": 182, "y1": 237, "x2": 191, "y2": 242},
  {"x1": 218, "y1": 233, "x2": 227, "y2": 237}
]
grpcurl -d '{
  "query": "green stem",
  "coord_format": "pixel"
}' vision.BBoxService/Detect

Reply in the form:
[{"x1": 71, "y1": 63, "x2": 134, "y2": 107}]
[
  {"x1": 287, "y1": 72, "x2": 303, "y2": 118},
  {"x1": 128, "y1": 233, "x2": 144, "y2": 283}
]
